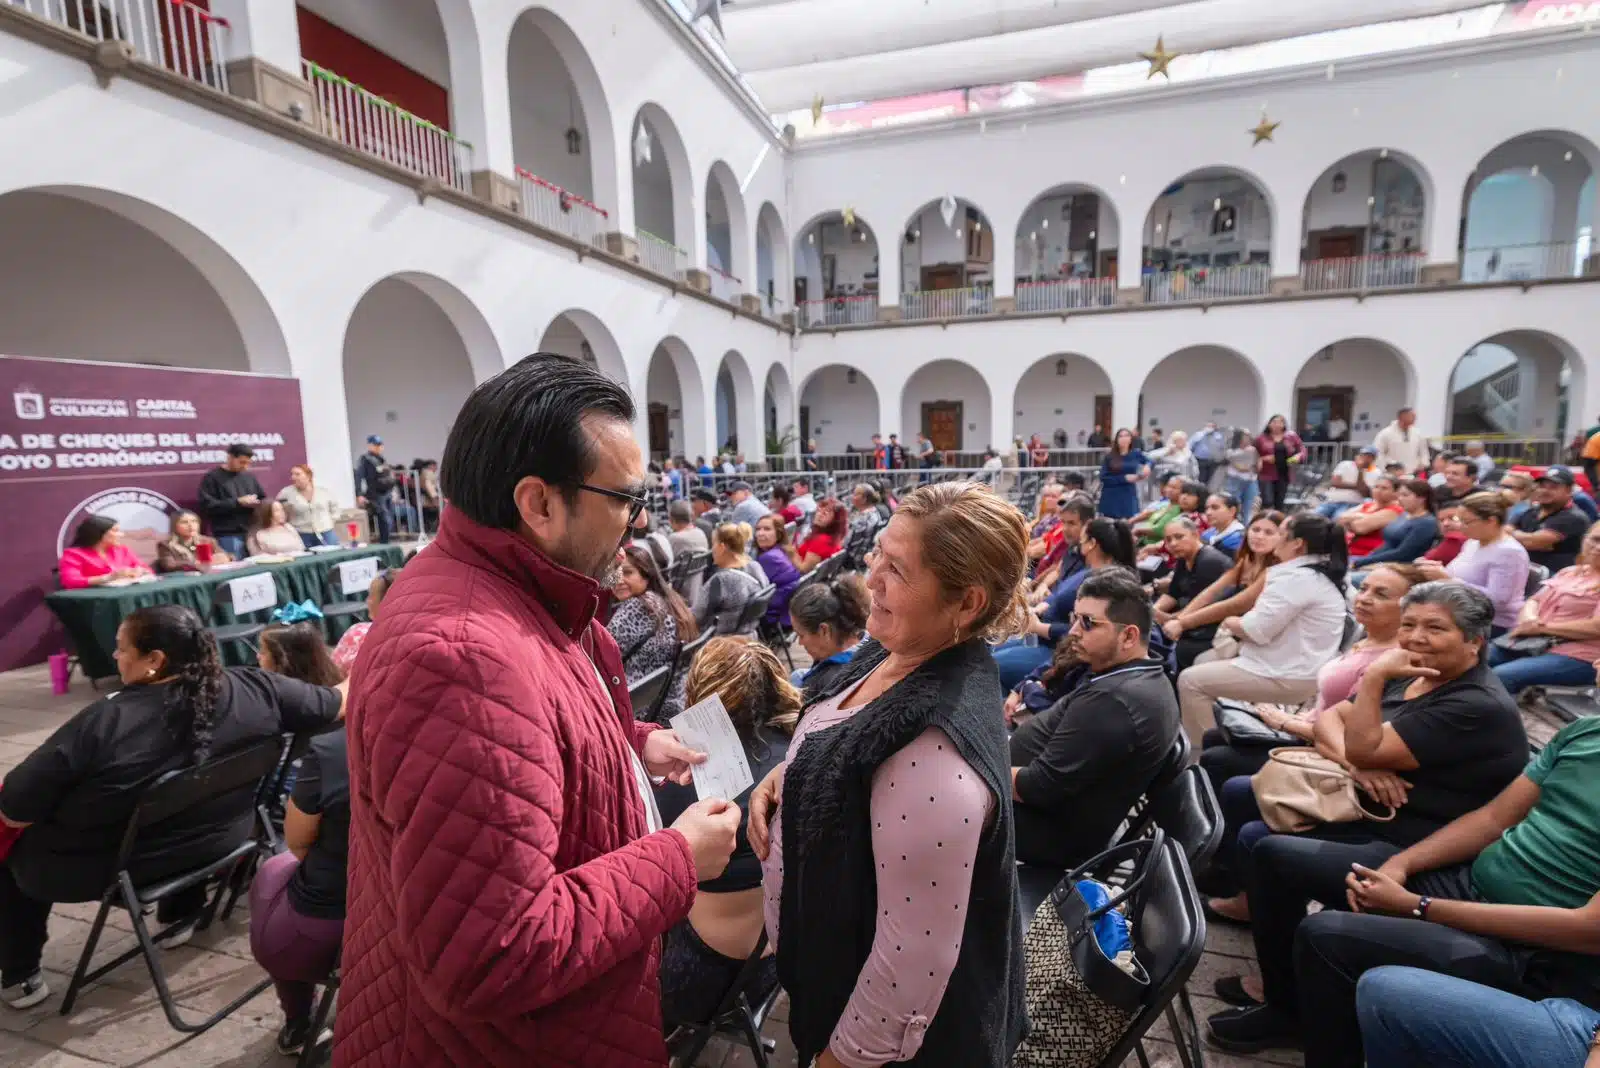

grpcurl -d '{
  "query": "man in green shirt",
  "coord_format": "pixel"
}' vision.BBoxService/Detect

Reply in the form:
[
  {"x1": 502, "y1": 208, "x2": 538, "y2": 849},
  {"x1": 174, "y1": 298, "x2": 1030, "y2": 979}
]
[{"x1": 1212, "y1": 717, "x2": 1600, "y2": 1067}]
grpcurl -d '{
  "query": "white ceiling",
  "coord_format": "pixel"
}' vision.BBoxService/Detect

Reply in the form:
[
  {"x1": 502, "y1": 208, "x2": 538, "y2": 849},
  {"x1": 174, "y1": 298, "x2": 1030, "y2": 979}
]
[{"x1": 720, "y1": 0, "x2": 1505, "y2": 111}]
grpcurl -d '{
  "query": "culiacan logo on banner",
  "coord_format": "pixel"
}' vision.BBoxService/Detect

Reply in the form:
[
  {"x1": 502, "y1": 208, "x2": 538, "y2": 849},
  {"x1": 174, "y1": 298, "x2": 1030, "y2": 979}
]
[
  {"x1": 55, "y1": 487, "x2": 183, "y2": 561},
  {"x1": 14, "y1": 387, "x2": 44, "y2": 420}
]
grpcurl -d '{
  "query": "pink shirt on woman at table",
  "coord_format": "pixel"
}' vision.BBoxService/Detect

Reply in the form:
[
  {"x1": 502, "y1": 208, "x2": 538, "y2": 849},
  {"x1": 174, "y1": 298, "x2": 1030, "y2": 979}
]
[
  {"x1": 58, "y1": 544, "x2": 147, "y2": 589},
  {"x1": 1528, "y1": 566, "x2": 1600, "y2": 663},
  {"x1": 762, "y1": 678, "x2": 992, "y2": 1068}
]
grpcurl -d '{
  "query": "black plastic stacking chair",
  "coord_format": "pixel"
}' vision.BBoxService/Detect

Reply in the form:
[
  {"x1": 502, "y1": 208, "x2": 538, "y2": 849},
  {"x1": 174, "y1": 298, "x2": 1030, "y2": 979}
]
[
  {"x1": 627, "y1": 662, "x2": 674, "y2": 723},
  {"x1": 667, "y1": 930, "x2": 782, "y2": 1068},
  {"x1": 207, "y1": 575, "x2": 278, "y2": 653}
]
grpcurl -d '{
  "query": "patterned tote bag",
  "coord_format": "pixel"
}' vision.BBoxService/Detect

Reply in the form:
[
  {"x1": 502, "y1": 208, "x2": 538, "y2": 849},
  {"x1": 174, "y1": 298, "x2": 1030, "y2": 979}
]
[{"x1": 1012, "y1": 834, "x2": 1160, "y2": 1068}]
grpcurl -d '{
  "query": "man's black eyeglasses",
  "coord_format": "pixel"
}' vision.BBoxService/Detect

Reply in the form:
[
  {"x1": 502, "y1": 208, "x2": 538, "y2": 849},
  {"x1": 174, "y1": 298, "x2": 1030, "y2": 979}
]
[{"x1": 577, "y1": 483, "x2": 649, "y2": 526}]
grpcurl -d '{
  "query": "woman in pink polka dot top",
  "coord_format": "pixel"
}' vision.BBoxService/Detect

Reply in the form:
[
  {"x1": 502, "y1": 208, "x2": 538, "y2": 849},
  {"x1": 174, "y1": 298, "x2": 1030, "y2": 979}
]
[{"x1": 748, "y1": 482, "x2": 1031, "y2": 1068}]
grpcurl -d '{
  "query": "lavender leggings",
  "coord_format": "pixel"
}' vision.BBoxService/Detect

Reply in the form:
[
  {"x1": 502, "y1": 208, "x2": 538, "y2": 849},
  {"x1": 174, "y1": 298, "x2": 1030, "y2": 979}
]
[{"x1": 249, "y1": 852, "x2": 343, "y2": 1021}]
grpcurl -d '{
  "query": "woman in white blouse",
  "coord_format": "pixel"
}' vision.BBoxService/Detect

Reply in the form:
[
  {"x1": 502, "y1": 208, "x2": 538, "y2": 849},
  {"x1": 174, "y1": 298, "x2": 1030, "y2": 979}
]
[
  {"x1": 1175, "y1": 512, "x2": 1350, "y2": 744},
  {"x1": 276, "y1": 464, "x2": 340, "y2": 548}
]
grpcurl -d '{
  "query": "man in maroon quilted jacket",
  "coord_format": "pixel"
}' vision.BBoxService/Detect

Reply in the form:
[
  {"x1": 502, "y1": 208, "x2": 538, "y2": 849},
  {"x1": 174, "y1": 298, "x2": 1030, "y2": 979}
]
[{"x1": 335, "y1": 354, "x2": 742, "y2": 1068}]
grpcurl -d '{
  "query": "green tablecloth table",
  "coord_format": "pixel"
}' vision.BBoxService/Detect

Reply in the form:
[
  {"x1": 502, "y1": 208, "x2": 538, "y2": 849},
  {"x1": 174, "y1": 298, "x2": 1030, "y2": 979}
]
[{"x1": 46, "y1": 545, "x2": 406, "y2": 678}]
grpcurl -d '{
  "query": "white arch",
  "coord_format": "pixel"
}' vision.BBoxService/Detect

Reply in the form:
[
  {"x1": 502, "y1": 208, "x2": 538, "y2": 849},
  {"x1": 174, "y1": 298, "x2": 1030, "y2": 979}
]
[
  {"x1": 764, "y1": 362, "x2": 797, "y2": 452},
  {"x1": 537, "y1": 307, "x2": 629, "y2": 393},
  {"x1": 1446, "y1": 328, "x2": 1585, "y2": 439},
  {"x1": 902, "y1": 359, "x2": 993, "y2": 453},
  {"x1": 1014, "y1": 183, "x2": 1121, "y2": 283},
  {"x1": 705, "y1": 159, "x2": 751, "y2": 284},
  {"x1": 1301, "y1": 148, "x2": 1434, "y2": 258},
  {"x1": 756, "y1": 201, "x2": 790, "y2": 312},
  {"x1": 1292, "y1": 338, "x2": 1416, "y2": 442},
  {"x1": 798, "y1": 363, "x2": 881, "y2": 454},
  {"x1": 1013, "y1": 354, "x2": 1115, "y2": 444},
  {"x1": 505, "y1": 6, "x2": 620, "y2": 216},
  {"x1": 647, "y1": 336, "x2": 708, "y2": 460},
  {"x1": 0, "y1": 184, "x2": 290, "y2": 375},
  {"x1": 1143, "y1": 166, "x2": 1277, "y2": 262},
  {"x1": 793, "y1": 210, "x2": 881, "y2": 311},
  {"x1": 632, "y1": 103, "x2": 694, "y2": 253},
  {"x1": 1138, "y1": 345, "x2": 1265, "y2": 436},
  {"x1": 342, "y1": 272, "x2": 491, "y2": 466}
]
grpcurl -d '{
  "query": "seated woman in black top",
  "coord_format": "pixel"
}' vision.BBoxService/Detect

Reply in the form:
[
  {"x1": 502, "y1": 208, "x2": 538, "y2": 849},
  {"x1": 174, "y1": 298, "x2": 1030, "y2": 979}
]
[
  {"x1": 0, "y1": 605, "x2": 343, "y2": 1012},
  {"x1": 1206, "y1": 583, "x2": 1529, "y2": 1054},
  {"x1": 788, "y1": 573, "x2": 870, "y2": 701},
  {"x1": 655, "y1": 637, "x2": 799, "y2": 1031},
  {"x1": 249, "y1": 623, "x2": 348, "y2": 1055}
]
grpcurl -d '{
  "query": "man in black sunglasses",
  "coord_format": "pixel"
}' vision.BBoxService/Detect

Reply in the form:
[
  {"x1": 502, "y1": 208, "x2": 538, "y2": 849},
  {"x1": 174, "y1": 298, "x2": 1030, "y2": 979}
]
[
  {"x1": 337, "y1": 353, "x2": 741, "y2": 1068},
  {"x1": 1008, "y1": 568, "x2": 1182, "y2": 868}
]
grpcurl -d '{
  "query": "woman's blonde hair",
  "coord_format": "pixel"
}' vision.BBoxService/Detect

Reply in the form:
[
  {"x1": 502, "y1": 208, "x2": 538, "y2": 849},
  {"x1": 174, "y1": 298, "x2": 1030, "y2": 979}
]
[
  {"x1": 1458, "y1": 490, "x2": 1508, "y2": 523},
  {"x1": 685, "y1": 636, "x2": 802, "y2": 735},
  {"x1": 713, "y1": 522, "x2": 753, "y2": 556},
  {"x1": 891, "y1": 480, "x2": 1031, "y2": 643}
]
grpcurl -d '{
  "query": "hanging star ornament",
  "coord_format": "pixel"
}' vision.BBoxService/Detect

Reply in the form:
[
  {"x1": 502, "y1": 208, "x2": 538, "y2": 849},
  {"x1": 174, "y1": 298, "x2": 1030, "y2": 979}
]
[
  {"x1": 842, "y1": 206, "x2": 856, "y2": 229},
  {"x1": 1250, "y1": 113, "x2": 1281, "y2": 146},
  {"x1": 633, "y1": 124, "x2": 652, "y2": 167},
  {"x1": 692, "y1": 0, "x2": 724, "y2": 35},
  {"x1": 1140, "y1": 36, "x2": 1179, "y2": 80},
  {"x1": 811, "y1": 94, "x2": 825, "y2": 125}
]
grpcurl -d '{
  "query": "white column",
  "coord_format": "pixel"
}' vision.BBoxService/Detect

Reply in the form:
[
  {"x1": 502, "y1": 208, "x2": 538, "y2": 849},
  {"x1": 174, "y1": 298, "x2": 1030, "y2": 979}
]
[
  {"x1": 1270, "y1": 219, "x2": 1302, "y2": 283},
  {"x1": 989, "y1": 378, "x2": 1017, "y2": 454},
  {"x1": 1411, "y1": 358, "x2": 1452, "y2": 446},
  {"x1": 443, "y1": 8, "x2": 515, "y2": 178},
  {"x1": 1427, "y1": 165, "x2": 1470, "y2": 268},
  {"x1": 1118, "y1": 229, "x2": 1144, "y2": 292},
  {"x1": 990, "y1": 218, "x2": 1016, "y2": 301},
  {"x1": 612, "y1": 121, "x2": 637, "y2": 237},
  {"x1": 876, "y1": 236, "x2": 901, "y2": 312},
  {"x1": 208, "y1": 0, "x2": 301, "y2": 70}
]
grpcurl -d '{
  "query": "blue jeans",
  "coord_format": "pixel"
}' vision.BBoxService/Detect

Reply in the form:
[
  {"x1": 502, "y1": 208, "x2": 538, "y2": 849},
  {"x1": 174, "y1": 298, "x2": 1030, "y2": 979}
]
[
  {"x1": 992, "y1": 640, "x2": 1053, "y2": 695},
  {"x1": 1487, "y1": 646, "x2": 1598, "y2": 693},
  {"x1": 1317, "y1": 500, "x2": 1358, "y2": 520},
  {"x1": 1225, "y1": 476, "x2": 1259, "y2": 524},
  {"x1": 299, "y1": 530, "x2": 339, "y2": 549},
  {"x1": 216, "y1": 534, "x2": 246, "y2": 559},
  {"x1": 1358, "y1": 966, "x2": 1599, "y2": 1068},
  {"x1": 370, "y1": 497, "x2": 394, "y2": 543}
]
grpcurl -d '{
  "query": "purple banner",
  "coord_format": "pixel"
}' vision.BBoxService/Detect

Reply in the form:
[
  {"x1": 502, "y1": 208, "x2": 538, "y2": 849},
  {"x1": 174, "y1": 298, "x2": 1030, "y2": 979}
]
[{"x1": 0, "y1": 356, "x2": 307, "y2": 671}]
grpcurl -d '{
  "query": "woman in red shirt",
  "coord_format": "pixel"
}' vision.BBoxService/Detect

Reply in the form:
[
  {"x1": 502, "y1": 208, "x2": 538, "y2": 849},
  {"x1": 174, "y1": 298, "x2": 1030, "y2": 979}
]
[
  {"x1": 58, "y1": 517, "x2": 153, "y2": 589},
  {"x1": 792, "y1": 497, "x2": 847, "y2": 572},
  {"x1": 1339, "y1": 476, "x2": 1404, "y2": 558},
  {"x1": 769, "y1": 486, "x2": 804, "y2": 526}
]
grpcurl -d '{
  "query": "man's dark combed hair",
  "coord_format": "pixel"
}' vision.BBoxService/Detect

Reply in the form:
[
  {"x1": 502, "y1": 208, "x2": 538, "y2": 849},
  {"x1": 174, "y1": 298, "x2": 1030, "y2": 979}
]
[
  {"x1": 1076, "y1": 568, "x2": 1152, "y2": 641},
  {"x1": 440, "y1": 352, "x2": 635, "y2": 530}
]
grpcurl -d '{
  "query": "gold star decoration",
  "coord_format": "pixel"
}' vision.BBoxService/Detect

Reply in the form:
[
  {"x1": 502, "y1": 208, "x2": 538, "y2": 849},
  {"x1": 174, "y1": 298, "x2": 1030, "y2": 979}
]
[
  {"x1": 841, "y1": 206, "x2": 856, "y2": 229},
  {"x1": 1140, "y1": 36, "x2": 1179, "y2": 80},
  {"x1": 1250, "y1": 113, "x2": 1281, "y2": 145},
  {"x1": 811, "y1": 94, "x2": 825, "y2": 125}
]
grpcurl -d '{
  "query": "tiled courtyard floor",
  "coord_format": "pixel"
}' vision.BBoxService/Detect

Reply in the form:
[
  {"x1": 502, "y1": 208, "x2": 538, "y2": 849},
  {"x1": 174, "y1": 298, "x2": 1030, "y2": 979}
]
[{"x1": 0, "y1": 661, "x2": 1564, "y2": 1067}]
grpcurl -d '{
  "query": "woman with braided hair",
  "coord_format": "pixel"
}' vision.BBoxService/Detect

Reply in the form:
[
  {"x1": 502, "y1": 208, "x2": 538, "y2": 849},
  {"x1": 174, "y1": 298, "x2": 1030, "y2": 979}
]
[{"x1": 0, "y1": 604, "x2": 345, "y2": 1013}]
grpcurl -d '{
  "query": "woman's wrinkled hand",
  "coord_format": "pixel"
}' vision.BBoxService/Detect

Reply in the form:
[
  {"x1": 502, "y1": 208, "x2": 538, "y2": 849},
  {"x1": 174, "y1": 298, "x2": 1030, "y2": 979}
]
[{"x1": 746, "y1": 762, "x2": 786, "y2": 861}]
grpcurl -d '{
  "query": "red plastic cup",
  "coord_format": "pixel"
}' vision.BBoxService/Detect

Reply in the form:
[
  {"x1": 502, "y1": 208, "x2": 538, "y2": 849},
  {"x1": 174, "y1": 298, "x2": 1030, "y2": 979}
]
[
  {"x1": 347, "y1": 521, "x2": 360, "y2": 544},
  {"x1": 196, "y1": 541, "x2": 213, "y2": 564}
]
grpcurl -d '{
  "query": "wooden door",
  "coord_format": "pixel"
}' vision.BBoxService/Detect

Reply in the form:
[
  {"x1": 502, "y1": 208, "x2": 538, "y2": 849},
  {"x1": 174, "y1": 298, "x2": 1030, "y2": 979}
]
[
  {"x1": 1296, "y1": 388, "x2": 1354, "y2": 440},
  {"x1": 648, "y1": 403, "x2": 670, "y2": 458},
  {"x1": 1102, "y1": 252, "x2": 1118, "y2": 280},
  {"x1": 1317, "y1": 234, "x2": 1361, "y2": 259},
  {"x1": 1094, "y1": 395, "x2": 1113, "y2": 434},
  {"x1": 923, "y1": 402, "x2": 963, "y2": 452}
]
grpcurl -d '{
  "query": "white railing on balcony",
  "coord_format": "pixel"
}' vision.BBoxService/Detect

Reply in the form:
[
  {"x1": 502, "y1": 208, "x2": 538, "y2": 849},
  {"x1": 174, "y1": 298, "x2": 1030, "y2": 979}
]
[
  {"x1": 1143, "y1": 262, "x2": 1271, "y2": 304},
  {"x1": 800, "y1": 296, "x2": 878, "y2": 328},
  {"x1": 9, "y1": 0, "x2": 230, "y2": 90},
  {"x1": 1463, "y1": 241, "x2": 1588, "y2": 284},
  {"x1": 514, "y1": 167, "x2": 607, "y2": 250},
  {"x1": 1015, "y1": 277, "x2": 1117, "y2": 312},
  {"x1": 1300, "y1": 252, "x2": 1425, "y2": 293},
  {"x1": 901, "y1": 285, "x2": 995, "y2": 321},
  {"x1": 1481, "y1": 366, "x2": 1523, "y2": 436},
  {"x1": 708, "y1": 266, "x2": 741, "y2": 304},
  {"x1": 303, "y1": 60, "x2": 472, "y2": 192},
  {"x1": 637, "y1": 230, "x2": 689, "y2": 281}
]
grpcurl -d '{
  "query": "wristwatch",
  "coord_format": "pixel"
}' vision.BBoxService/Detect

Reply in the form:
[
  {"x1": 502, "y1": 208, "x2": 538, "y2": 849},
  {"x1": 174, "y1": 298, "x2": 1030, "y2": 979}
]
[{"x1": 1412, "y1": 895, "x2": 1432, "y2": 920}]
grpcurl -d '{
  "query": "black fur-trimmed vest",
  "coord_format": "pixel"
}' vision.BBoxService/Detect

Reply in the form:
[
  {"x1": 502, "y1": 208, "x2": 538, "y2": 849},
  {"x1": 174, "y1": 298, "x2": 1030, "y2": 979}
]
[{"x1": 776, "y1": 637, "x2": 1028, "y2": 1066}]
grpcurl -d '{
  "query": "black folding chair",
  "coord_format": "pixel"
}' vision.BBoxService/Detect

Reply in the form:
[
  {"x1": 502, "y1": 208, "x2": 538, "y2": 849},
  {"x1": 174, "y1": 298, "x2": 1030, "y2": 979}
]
[
  {"x1": 1525, "y1": 563, "x2": 1550, "y2": 598},
  {"x1": 628, "y1": 663, "x2": 674, "y2": 723},
  {"x1": 813, "y1": 552, "x2": 846, "y2": 583},
  {"x1": 674, "y1": 551, "x2": 712, "y2": 596},
  {"x1": 296, "y1": 957, "x2": 340, "y2": 1068},
  {"x1": 732, "y1": 585, "x2": 776, "y2": 637},
  {"x1": 1116, "y1": 732, "x2": 1193, "y2": 848},
  {"x1": 1097, "y1": 838, "x2": 1209, "y2": 1068},
  {"x1": 667, "y1": 930, "x2": 782, "y2": 1068},
  {"x1": 207, "y1": 576, "x2": 278, "y2": 653},
  {"x1": 60, "y1": 738, "x2": 285, "y2": 1032},
  {"x1": 320, "y1": 564, "x2": 372, "y2": 625},
  {"x1": 1145, "y1": 766, "x2": 1224, "y2": 873}
]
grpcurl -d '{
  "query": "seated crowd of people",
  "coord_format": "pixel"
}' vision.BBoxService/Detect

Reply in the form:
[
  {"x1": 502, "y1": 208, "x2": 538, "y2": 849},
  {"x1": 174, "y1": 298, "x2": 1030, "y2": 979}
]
[{"x1": 9, "y1": 357, "x2": 1598, "y2": 1068}]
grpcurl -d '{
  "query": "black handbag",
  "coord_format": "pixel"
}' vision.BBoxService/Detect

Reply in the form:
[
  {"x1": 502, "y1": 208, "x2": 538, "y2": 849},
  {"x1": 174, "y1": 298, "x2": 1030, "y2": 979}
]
[
  {"x1": 1013, "y1": 834, "x2": 1161, "y2": 1067},
  {"x1": 1491, "y1": 633, "x2": 1559, "y2": 657},
  {"x1": 1214, "y1": 698, "x2": 1303, "y2": 748}
]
